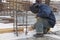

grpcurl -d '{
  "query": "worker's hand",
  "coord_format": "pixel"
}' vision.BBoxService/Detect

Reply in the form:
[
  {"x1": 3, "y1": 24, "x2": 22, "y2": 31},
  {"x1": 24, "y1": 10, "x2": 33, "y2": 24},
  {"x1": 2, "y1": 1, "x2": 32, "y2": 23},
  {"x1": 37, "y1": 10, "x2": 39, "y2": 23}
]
[{"x1": 36, "y1": 17, "x2": 40, "y2": 19}]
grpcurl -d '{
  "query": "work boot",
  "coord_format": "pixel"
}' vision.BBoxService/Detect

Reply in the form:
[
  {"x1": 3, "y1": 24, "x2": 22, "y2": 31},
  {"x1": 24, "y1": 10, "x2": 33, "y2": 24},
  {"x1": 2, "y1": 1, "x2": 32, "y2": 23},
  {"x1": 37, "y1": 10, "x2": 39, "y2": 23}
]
[{"x1": 34, "y1": 33, "x2": 44, "y2": 37}]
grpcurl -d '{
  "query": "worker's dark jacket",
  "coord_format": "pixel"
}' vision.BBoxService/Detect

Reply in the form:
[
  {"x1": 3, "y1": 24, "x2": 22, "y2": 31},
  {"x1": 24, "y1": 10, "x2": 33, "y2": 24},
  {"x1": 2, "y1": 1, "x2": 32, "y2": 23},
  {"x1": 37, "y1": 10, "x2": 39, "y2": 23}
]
[{"x1": 30, "y1": 3, "x2": 56, "y2": 28}]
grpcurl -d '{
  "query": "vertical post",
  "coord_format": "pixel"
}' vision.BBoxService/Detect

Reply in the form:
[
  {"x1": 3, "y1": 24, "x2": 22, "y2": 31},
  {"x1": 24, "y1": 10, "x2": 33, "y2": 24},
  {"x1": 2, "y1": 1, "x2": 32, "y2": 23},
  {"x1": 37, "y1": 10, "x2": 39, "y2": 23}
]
[
  {"x1": 25, "y1": 11, "x2": 28, "y2": 35},
  {"x1": 13, "y1": 0, "x2": 15, "y2": 34},
  {"x1": 13, "y1": 0, "x2": 18, "y2": 36},
  {"x1": 22, "y1": 0, "x2": 24, "y2": 28},
  {"x1": 45, "y1": 0, "x2": 50, "y2": 5},
  {"x1": 14, "y1": 10, "x2": 18, "y2": 36},
  {"x1": 15, "y1": 0, "x2": 18, "y2": 36},
  {"x1": 24, "y1": 0, "x2": 28, "y2": 35}
]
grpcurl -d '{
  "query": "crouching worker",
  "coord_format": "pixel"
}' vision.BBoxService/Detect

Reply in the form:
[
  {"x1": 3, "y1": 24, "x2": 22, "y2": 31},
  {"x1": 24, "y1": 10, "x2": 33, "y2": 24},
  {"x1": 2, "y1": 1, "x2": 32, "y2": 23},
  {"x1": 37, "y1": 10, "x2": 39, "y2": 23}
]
[{"x1": 30, "y1": 3, "x2": 56, "y2": 37}]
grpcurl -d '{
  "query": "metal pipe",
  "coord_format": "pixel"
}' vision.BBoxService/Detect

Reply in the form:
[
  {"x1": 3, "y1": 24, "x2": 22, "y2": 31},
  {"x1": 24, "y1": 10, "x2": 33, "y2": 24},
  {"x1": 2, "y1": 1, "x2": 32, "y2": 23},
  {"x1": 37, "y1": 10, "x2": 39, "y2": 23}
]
[
  {"x1": 13, "y1": 0, "x2": 18, "y2": 36},
  {"x1": 25, "y1": 11, "x2": 28, "y2": 35},
  {"x1": 15, "y1": 0, "x2": 18, "y2": 36},
  {"x1": 13, "y1": 0, "x2": 16, "y2": 35}
]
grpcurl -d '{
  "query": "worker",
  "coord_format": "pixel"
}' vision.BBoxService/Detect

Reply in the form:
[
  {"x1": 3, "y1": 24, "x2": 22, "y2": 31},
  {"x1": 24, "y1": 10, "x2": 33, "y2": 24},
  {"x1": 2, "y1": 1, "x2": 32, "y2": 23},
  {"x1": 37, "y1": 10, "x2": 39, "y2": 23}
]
[{"x1": 30, "y1": 1, "x2": 56, "y2": 37}]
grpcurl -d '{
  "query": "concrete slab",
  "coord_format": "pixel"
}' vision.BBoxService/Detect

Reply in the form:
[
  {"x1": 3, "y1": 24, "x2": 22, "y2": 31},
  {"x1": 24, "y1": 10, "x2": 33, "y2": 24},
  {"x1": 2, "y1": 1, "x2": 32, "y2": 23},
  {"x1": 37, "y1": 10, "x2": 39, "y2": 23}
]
[
  {"x1": 16, "y1": 36, "x2": 60, "y2": 40},
  {"x1": 13, "y1": 31, "x2": 60, "y2": 40}
]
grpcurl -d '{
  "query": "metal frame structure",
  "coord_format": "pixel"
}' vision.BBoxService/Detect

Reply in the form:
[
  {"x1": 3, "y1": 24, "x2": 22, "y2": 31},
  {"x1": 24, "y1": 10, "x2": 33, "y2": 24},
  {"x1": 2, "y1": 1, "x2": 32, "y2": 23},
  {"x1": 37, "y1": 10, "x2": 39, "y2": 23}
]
[
  {"x1": 0, "y1": 0, "x2": 31, "y2": 36},
  {"x1": 0, "y1": 0, "x2": 51, "y2": 36}
]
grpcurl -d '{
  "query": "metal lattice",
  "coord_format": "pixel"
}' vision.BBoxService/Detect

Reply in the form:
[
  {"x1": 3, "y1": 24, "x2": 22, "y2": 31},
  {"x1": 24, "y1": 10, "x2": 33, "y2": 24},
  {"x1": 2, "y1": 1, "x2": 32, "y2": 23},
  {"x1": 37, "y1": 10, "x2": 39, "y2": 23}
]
[{"x1": 0, "y1": 0, "x2": 35, "y2": 36}]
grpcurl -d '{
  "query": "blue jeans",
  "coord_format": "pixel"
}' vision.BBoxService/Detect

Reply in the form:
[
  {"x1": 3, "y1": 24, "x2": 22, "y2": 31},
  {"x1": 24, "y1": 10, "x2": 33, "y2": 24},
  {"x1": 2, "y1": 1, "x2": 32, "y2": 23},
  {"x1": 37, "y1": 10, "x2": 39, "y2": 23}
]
[{"x1": 34, "y1": 17, "x2": 51, "y2": 34}]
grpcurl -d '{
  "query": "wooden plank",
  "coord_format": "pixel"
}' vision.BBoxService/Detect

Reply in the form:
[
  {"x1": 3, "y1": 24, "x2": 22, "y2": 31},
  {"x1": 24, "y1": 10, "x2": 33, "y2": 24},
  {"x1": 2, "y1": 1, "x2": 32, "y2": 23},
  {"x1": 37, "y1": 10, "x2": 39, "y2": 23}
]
[
  {"x1": 0, "y1": 26, "x2": 34, "y2": 34},
  {"x1": 0, "y1": 27, "x2": 24, "y2": 34},
  {"x1": 0, "y1": 28, "x2": 13, "y2": 34}
]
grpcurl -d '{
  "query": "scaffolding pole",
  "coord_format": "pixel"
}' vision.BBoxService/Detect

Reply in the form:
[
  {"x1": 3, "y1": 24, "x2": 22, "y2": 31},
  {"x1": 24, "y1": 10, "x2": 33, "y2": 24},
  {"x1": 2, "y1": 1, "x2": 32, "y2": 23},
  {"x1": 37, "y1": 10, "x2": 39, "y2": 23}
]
[
  {"x1": 25, "y1": 11, "x2": 28, "y2": 35},
  {"x1": 13, "y1": 0, "x2": 18, "y2": 36}
]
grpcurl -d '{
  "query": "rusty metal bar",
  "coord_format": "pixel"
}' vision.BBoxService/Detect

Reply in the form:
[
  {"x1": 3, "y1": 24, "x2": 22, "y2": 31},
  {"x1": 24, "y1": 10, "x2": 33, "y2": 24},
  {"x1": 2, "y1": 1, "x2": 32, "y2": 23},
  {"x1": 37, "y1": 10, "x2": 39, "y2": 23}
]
[
  {"x1": 14, "y1": 0, "x2": 18, "y2": 36},
  {"x1": 25, "y1": 11, "x2": 28, "y2": 35},
  {"x1": 13, "y1": 0, "x2": 16, "y2": 35}
]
